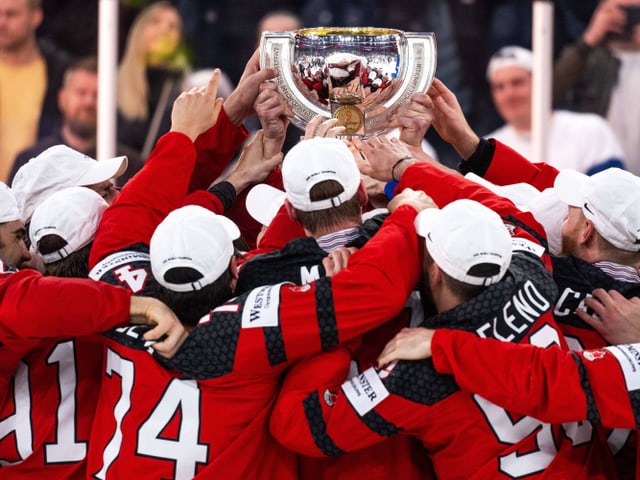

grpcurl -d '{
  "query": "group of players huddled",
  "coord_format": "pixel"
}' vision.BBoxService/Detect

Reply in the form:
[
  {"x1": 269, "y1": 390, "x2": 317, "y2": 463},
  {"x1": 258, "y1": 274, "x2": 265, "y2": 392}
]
[{"x1": 2, "y1": 50, "x2": 640, "y2": 480}]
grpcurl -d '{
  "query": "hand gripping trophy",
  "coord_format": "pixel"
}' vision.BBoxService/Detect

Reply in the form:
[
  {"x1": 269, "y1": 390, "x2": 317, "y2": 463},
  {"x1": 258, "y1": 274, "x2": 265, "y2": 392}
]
[{"x1": 260, "y1": 27, "x2": 436, "y2": 136}]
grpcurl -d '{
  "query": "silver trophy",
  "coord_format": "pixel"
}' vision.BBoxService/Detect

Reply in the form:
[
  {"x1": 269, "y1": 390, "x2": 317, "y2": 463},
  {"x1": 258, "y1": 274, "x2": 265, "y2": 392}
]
[{"x1": 260, "y1": 27, "x2": 437, "y2": 136}]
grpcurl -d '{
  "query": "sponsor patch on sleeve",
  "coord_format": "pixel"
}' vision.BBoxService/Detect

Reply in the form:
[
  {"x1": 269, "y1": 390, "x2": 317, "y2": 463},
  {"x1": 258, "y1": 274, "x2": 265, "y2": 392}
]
[
  {"x1": 606, "y1": 344, "x2": 640, "y2": 392},
  {"x1": 341, "y1": 367, "x2": 389, "y2": 416},
  {"x1": 511, "y1": 237, "x2": 545, "y2": 257},
  {"x1": 241, "y1": 284, "x2": 283, "y2": 329}
]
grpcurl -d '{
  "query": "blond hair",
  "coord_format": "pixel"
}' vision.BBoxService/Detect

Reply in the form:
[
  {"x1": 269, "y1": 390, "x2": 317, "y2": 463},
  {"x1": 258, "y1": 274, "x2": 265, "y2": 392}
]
[{"x1": 117, "y1": 2, "x2": 184, "y2": 120}]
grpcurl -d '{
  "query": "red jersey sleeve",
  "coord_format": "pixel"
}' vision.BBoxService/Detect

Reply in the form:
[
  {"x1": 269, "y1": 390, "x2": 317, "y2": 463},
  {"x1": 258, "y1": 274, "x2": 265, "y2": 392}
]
[
  {"x1": 166, "y1": 205, "x2": 422, "y2": 378},
  {"x1": 181, "y1": 190, "x2": 225, "y2": 214},
  {"x1": 89, "y1": 132, "x2": 197, "y2": 268},
  {"x1": 0, "y1": 270, "x2": 130, "y2": 339},
  {"x1": 270, "y1": 348, "x2": 434, "y2": 457},
  {"x1": 483, "y1": 140, "x2": 560, "y2": 191},
  {"x1": 397, "y1": 162, "x2": 548, "y2": 243},
  {"x1": 189, "y1": 106, "x2": 249, "y2": 192},
  {"x1": 431, "y1": 329, "x2": 640, "y2": 430}
]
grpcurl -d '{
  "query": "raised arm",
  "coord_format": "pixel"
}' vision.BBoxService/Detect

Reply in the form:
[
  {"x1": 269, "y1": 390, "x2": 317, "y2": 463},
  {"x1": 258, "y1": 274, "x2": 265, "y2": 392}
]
[{"x1": 90, "y1": 73, "x2": 225, "y2": 267}]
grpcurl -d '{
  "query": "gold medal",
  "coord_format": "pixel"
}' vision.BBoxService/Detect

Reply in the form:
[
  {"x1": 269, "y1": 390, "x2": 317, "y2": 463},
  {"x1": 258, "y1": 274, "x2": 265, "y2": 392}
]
[{"x1": 333, "y1": 104, "x2": 363, "y2": 135}]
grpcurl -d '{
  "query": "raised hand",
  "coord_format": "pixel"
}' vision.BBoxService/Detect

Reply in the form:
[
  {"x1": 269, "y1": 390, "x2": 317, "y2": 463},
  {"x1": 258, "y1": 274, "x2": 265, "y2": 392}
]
[
  {"x1": 254, "y1": 82, "x2": 292, "y2": 158},
  {"x1": 302, "y1": 115, "x2": 346, "y2": 140},
  {"x1": 427, "y1": 78, "x2": 480, "y2": 159},
  {"x1": 388, "y1": 92, "x2": 433, "y2": 148},
  {"x1": 224, "y1": 49, "x2": 278, "y2": 126},
  {"x1": 351, "y1": 135, "x2": 414, "y2": 182},
  {"x1": 225, "y1": 130, "x2": 283, "y2": 194},
  {"x1": 170, "y1": 69, "x2": 224, "y2": 142}
]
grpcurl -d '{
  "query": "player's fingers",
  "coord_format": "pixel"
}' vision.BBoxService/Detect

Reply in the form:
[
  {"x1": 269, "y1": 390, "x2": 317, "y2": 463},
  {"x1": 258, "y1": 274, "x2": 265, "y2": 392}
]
[
  {"x1": 304, "y1": 115, "x2": 324, "y2": 139},
  {"x1": 377, "y1": 344, "x2": 397, "y2": 367},
  {"x1": 315, "y1": 118, "x2": 341, "y2": 137},
  {"x1": 576, "y1": 308, "x2": 606, "y2": 335},
  {"x1": 605, "y1": 289, "x2": 627, "y2": 303},
  {"x1": 204, "y1": 68, "x2": 221, "y2": 99},
  {"x1": 325, "y1": 125, "x2": 347, "y2": 138},
  {"x1": 152, "y1": 328, "x2": 190, "y2": 359}
]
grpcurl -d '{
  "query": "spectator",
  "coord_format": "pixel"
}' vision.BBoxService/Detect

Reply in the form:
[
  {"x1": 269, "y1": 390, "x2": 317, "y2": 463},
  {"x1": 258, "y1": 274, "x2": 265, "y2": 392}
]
[
  {"x1": 553, "y1": 0, "x2": 640, "y2": 175},
  {"x1": 486, "y1": 45, "x2": 626, "y2": 174},
  {"x1": 9, "y1": 56, "x2": 144, "y2": 185},
  {"x1": 0, "y1": 0, "x2": 69, "y2": 182},
  {"x1": 117, "y1": 1, "x2": 190, "y2": 158}
]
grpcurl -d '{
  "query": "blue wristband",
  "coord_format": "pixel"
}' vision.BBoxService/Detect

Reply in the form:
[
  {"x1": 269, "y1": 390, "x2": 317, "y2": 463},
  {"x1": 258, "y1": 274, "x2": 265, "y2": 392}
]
[{"x1": 384, "y1": 180, "x2": 398, "y2": 200}]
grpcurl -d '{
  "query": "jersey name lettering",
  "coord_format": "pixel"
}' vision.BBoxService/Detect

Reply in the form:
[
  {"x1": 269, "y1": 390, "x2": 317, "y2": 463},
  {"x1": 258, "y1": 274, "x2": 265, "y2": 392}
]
[
  {"x1": 553, "y1": 287, "x2": 590, "y2": 317},
  {"x1": 477, "y1": 280, "x2": 551, "y2": 340},
  {"x1": 300, "y1": 265, "x2": 320, "y2": 284}
]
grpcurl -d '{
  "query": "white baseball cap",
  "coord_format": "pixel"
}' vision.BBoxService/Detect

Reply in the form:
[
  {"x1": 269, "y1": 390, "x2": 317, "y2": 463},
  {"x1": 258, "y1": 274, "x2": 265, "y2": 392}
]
[
  {"x1": 464, "y1": 173, "x2": 565, "y2": 255},
  {"x1": 246, "y1": 184, "x2": 286, "y2": 227},
  {"x1": 150, "y1": 205, "x2": 241, "y2": 293},
  {"x1": 12, "y1": 145, "x2": 127, "y2": 223},
  {"x1": 282, "y1": 137, "x2": 360, "y2": 212},
  {"x1": 29, "y1": 187, "x2": 108, "y2": 264},
  {"x1": 0, "y1": 182, "x2": 20, "y2": 224},
  {"x1": 464, "y1": 173, "x2": 541, "y2": 207},
  {"x1": 554, "y1": 168, "x2": 640, "y2": 252},
  {"x1": 486, "y1": 45, "x2": 533, "y2": 80},
  {"x1": 525, "y1": 187, "x2": 566, "y2": 256},
  {"x1": 415, "y1": 199, "x2": 513, "y2": 286}
]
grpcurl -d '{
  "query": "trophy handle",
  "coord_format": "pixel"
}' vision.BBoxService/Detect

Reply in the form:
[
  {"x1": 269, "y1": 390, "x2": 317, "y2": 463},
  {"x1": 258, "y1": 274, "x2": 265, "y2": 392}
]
[
  {"x1": 364, "y1": 33, "x2": 437, "y2": 135},
  {"x1": 260, "y1": 32, "x2": 330, "y2": 131}
]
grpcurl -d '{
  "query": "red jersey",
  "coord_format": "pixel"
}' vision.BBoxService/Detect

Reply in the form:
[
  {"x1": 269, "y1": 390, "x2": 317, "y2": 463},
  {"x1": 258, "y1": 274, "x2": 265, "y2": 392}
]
[
  {"x1": 478, "y1": 138, "x2": 639, "y2": 477},
  {"x1": 269, "y1": 162, "x2": 617, "y2": 479},
  {"x1": 0, "y1": 270, "x2": 131, "y2": 479},
  {"x1": 431, "y1": 330, "x2": 640, "y2": 478},
  {"x1": 89, "y1": 108, "x2": 247, "y2": 275},
  {"x1": 87, "y1": 204, "x2": 422, "y2": 478}
]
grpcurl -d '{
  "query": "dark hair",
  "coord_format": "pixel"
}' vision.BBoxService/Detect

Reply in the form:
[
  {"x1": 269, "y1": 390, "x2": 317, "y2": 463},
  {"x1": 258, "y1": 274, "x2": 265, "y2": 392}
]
[
  {"x1": 424, "y1": 250, "x2": 485, "y2": 303},
  {"x1": 38, "y1": 235, "x2": 91, "y2": 278},
  {"x1": 154, "y1": 268, "x2": 234, "y2": 327},
  {"x1": 295, "y1": 180, "x2": 362, "y2": 234}
]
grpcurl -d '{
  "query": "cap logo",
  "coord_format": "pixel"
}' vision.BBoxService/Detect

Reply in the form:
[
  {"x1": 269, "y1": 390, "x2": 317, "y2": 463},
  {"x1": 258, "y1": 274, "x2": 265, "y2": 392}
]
[
  {"x1": 306, "y1": 169, "x2": 337, "y2": 182},
  {"x1": 583, "y1": 202, "x2": 594, "y2": 215}
]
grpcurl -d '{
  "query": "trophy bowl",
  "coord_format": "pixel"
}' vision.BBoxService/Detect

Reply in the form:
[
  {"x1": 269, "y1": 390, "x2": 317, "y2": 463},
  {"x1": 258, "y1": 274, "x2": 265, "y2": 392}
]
[{"x1": 260, "y1": 27, "x2": 437, "y2": 136}]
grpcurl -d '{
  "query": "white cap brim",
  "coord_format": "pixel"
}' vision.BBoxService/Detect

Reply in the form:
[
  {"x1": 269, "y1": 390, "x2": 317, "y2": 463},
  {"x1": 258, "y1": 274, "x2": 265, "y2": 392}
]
[
  {"x1": 554, "y1": 169, "x2": 587, "y2": 208},
  {"x1": 0, "y1": 183, "x2": 19, "y2": 223},
  {"x1": 246, "y1": 184, "x2": 286, "y2": 227},
  {"x1": 77, "y1": 155, "x2": 128, "y2": 186}
]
